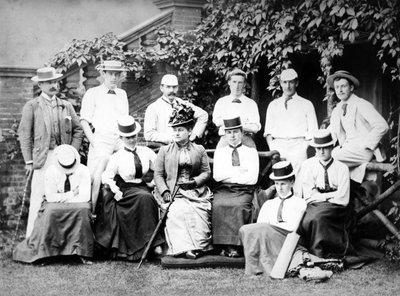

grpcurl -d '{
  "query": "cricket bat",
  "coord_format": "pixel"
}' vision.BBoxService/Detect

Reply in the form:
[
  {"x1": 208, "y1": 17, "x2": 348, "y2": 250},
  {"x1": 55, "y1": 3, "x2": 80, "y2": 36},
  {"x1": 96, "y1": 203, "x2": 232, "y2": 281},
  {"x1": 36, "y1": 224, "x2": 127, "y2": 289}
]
[{"x1": 269, "y1": 210, "x2": 305, "y2": 279}]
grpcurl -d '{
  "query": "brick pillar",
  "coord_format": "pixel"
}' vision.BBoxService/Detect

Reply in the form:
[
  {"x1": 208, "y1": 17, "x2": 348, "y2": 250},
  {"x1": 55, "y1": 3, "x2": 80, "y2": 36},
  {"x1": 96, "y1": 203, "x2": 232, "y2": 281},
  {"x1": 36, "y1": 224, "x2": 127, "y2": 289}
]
[{"x1": 153, "y1": 0, "x2": 206, "y2": 31}]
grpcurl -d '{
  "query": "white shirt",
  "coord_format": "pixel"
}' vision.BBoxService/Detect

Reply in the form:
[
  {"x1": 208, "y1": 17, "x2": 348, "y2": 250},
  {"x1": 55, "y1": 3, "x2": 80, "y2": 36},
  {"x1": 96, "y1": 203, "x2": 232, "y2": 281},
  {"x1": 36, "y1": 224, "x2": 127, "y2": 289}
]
[
  {"x1": 44, "y1": 164, "x2": 91, "y2": 203},
  {"x1": 213, "y1": 144, "x2": 259, "y2": 185},
  {"x1": 212, "y1": 94, "x2": 261, "y2": 136},
  {"x1": 257, "y1": 193, "x2": 306, "y2": 232},
  {"x1": 80, "y1": 84, "x2": 129, "y2": 134},
  {"x1": 144, "y1": 96, "x2": 208, "y2": 144},
  {"x1": 298, "y1": 156, "x2": 350, "y2": 206},
  {"x1": 102, "y1": 145, "x2": 157, "y2": 193},
  {"x1": 264, "y1": 93, "x2": 318, "y2": 140}
]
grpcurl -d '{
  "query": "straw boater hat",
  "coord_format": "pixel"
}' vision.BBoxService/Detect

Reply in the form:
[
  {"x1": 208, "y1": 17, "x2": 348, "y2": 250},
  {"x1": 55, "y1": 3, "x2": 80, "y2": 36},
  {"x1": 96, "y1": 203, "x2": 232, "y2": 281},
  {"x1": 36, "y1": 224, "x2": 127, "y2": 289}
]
[
  {"x1": 161, "y1": 74, "x2": 179, "y2": 86},
  {"x1": 223, "y1": 116, "x2": 242, "y2": 130},
  {"x1": 169, "y1": 104, "x2": 195, "y2": 127},
  {"x1": 117, "y1": 115, "x2": 141, "y2": 137},
  {"x1": 310, "y1": 129, "x2": 335, "y2": 148},
  {"x1": 31, "y1": 67, "x2": 63, "y2": 82},
  {"x1": 269, "y1": 161, "x2": 295, "y2": 180},
  {"x1": 97, "y1": 60, "x2": 126, "y2": 72},
  {"x1": 280, "y1": 69, "x2": 298, "y2": 81},
  {"x1": 327, "y1": 70, "x2": 360, "y2": 88},
  {"x1": 54, "y1": 145, "x2": 80, "y2": 174}
]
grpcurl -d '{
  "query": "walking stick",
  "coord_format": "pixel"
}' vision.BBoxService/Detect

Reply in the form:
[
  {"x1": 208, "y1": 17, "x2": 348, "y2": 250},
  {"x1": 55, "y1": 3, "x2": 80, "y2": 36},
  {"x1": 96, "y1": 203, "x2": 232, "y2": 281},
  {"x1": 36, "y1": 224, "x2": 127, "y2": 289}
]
[
  {"x1": 137, "y1": 184, "x2": 180, "y2": 269},
  {"x1": 11, "y1": 169, "x2": 33, "y2": 251}
]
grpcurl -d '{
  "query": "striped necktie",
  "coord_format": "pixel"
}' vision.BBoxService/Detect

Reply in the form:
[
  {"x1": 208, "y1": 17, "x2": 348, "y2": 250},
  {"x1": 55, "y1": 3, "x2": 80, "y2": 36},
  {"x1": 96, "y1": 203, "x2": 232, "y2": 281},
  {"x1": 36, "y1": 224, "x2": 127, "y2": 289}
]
[
  {"x1": 320, "y1": 158, "x2": 334, "y2": 191},
  {"x1": 277, "y1": 192, "x2": 293, "y2": 223}
]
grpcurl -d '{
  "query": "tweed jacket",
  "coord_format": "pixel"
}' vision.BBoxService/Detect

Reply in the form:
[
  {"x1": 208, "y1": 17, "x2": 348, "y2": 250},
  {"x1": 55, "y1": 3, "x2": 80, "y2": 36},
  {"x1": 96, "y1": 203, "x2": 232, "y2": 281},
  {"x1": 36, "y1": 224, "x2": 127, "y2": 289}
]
[
  {"x1": 18, "y1": 95, "x2": 83, "y2": 169},
  {"x1": 154, "y1": 142, "x2": 211, "y2": 197},
  {"x1": 328, "y1": 94, "x2": 388, "y2": 161}
]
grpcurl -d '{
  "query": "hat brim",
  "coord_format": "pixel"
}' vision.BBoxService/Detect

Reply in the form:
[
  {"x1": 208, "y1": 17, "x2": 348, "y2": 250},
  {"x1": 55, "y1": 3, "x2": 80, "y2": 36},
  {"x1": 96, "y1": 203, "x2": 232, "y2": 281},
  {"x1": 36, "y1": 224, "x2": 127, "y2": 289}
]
[
  {"x1": 118, "y1": 122, "x2": 141, "y2": 137},
  {"x1": 54, "y1": 146, "x2": 81, "y2": 174},
  {"x1": 327, "y1": 73, "x2": 360, "y2": 88},
  {"x1": 31, "y1": 73, "x2": 63, "y2": 82},
  {"x1": 224, "y1": 124, "x2": 242, "y2": 130},
  {"x1": 97, "y1": 66, "x2": 126, "y2": 72},
  {"x1": 310, "y1": 140, "x2": 335, "y2": 148},
  {"x1": 269, "y1": 171, "x2": 295, "y2": 181},
  {"x1": 170, "y1": 119, "x2": 194, "y2": 127}
]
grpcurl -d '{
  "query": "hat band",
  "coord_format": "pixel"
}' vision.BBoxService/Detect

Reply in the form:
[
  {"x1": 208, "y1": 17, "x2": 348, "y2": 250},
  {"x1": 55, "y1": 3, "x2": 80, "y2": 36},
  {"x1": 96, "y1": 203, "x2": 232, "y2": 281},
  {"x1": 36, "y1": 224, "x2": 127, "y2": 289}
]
[
  {"x1": 273, "y1": 165, "x2": 293, "y2": 177},
  {"x1": 37, "y1": 71, "x2": 56, "y2": 79},
  {"x1": 119, "y1": 122, "x2": 137, "y2": 134},
  {"x1": 59, "y1": 159, "x2": 76, "y2": 169},
  {"x1": 314, "y1": 135, "x2": 333, "y2": 145}
]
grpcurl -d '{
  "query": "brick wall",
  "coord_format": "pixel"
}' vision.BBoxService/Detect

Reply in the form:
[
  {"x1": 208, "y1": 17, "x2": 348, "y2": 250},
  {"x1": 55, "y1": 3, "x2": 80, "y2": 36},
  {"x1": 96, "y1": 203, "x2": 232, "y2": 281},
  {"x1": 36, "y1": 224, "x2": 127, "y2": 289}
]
[{"x1": 0, "y1": 68, "x2": 35, "y2": 230}]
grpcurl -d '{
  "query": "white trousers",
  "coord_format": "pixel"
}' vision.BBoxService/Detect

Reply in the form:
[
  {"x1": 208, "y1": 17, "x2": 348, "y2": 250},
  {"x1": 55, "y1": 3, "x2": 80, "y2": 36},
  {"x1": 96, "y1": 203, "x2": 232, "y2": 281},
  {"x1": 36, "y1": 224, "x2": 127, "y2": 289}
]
[
  {"x1": 26, "y1": 150, "x2": 55, "y2": 238},
  {"x1": 269, "y1": 138, "x2": 308, "y2": 176},
  {"x1": 332, "y1": 143, "x2": 374, "y2": 183}
]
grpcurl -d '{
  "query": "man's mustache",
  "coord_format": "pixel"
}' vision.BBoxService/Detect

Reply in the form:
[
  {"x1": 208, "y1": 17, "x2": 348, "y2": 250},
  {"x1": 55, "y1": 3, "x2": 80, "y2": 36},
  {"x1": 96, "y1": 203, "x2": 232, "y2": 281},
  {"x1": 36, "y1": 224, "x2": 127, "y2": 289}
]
[
  {"x1": 167, "y1": 92, "x2": 176, "y2": 96},
  {"x1": 49, "y1": 88, "x2": 58, "y2": 92}
]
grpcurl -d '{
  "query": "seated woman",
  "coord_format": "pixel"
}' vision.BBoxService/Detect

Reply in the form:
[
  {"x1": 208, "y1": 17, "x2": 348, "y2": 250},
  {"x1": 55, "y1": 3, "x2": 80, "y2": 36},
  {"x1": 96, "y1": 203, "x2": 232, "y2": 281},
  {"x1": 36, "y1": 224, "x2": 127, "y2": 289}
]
[
  {"x1": 212, "y1": 116, "x2": 259, "y2": 257},
  {"x1": 154, "y1": 104, "x2": 213, "y2": 259},
  {"x1": 94, "y1": 115, "x2": 163, "y2": 261},
  {"x1": 297, "y1": 129, "x2": 351, "y2": 258},
  {"x1": 13, "y1": 145, "x2": 93, "y2": 263},
  {"x1": 239, "y1": 161, "x2": 306, "y2": 275}
]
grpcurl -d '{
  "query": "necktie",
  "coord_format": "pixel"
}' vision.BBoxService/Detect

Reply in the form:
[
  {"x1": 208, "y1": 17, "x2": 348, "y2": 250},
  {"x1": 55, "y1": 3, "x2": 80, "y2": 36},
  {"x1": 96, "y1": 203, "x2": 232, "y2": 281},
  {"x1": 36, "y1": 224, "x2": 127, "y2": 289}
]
[
  {"x1": 229, "y1": 144, "x2": 242, "y2": 166},
  {"x1": 342, "y1": 103, "x2": 347, "y2": 116},
  {"x1": 125, "y1": 147, "x2": 143, "y2": 178},
  {"x1": 108, "y1": 89, "x2": 116, "y2": 95},
  {"x1": 284, "y1": 96, "x2": 292, "y2": 110},
  {"x1": 232, "y1": 98, "x2": 241, "y2": 103},
  {"x1": 277, "y1": 192, "x2": 293, "y2": 222},
  {"x1": 320, "y1": 158, "x2": 334, "y2": 191},
  {"x1": 64, "y1": 174, "x2": 71, "y2": 192}
]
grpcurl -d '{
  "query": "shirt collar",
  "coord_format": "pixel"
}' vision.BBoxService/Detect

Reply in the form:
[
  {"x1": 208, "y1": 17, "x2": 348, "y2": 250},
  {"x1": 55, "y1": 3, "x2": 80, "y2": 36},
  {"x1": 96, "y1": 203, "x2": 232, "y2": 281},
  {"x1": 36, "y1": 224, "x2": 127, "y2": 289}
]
[
  {"x1": 41, "y1": 92, "x2": 55, "y2": 102},
  {"x1": 161, "y1": 96, "x2": 175, "y2": 105},
  {"x1": 279, "y1": 190, "x2": 294, "y2": 200},
  {"x1": 101, "y1": 83, "x2": 117, "y2": 94}
]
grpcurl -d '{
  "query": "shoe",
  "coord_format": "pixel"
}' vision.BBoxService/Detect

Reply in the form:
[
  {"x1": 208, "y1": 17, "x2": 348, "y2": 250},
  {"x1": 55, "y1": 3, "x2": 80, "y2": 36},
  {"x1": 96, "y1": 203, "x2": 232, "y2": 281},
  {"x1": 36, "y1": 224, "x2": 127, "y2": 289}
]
[
  {"x1": 185, "y1": 250, "x2": 197, "y2": 259},
  {"x1": 227, "y1": 246, "x2": 240, "y2": 258},
  {"x1": 152, "y1": 246, "x2": 163, "y2": 256}
]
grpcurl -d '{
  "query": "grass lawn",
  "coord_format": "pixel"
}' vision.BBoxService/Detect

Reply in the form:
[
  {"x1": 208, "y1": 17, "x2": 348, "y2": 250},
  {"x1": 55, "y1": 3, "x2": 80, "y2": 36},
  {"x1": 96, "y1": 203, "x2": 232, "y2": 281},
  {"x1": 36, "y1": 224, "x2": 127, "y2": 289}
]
[{"x1": 1, "y1": 248, "x2": 400, "y2": 296}]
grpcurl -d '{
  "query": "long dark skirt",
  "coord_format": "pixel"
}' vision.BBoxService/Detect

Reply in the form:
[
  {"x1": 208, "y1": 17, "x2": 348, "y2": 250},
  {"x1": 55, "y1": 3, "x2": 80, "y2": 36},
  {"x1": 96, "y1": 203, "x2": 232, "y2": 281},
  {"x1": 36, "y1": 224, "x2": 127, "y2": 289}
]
[
  {"x1": 212, "y1": 183, "x2": 254, "y2": 246},
  {"x1": 299, "y1": 202, "x2": 350, "y2": 258},
  {"x1": 13, "y1": 202, "x2": 93, "y2": 263},
  {"x1": 94, "y1": 181, "x2": 163, "y2": 261}
]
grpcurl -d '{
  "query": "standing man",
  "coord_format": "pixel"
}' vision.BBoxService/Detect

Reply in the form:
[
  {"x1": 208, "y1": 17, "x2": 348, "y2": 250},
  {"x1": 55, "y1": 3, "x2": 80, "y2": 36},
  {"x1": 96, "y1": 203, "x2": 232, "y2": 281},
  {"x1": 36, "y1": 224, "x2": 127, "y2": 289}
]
[
  {"x1": 79, "y1": 60, "x2": 129, "y2": 212},
  {"x1": 144, "y1": 74, "x2": 208, "y2": 145},
  {"x1": 264, "y1": 68, "x2": 318, "y2": 174},
  {"x1": 327, "y1": 70, "x2": 389, "y2": 183},
  {"x1": 212, "y1": 68, "x2": 261, "y2": 148},
  {"x1": 18, "y1": 67, "x2": 83, "y2": 238}
]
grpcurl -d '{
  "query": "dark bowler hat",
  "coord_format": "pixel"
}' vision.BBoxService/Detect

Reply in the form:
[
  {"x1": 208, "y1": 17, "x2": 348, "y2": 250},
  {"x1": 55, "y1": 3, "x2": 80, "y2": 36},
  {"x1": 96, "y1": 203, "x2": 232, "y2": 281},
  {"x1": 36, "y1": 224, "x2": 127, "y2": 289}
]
[
  {"x1": 223, "y1": 116, "x2": 242, "y2": 130},
  {"x1": 310, "y1": 129, "x2": 335, "y2": 148},
  {"x1": 31, "y1": 67, "x2": 63, "y2": 82},
  {"x1": 269, "y1": 161, "x2": 295, "y2": 180},
  {"x1": 327, "y1": 70, "x2": 360, "y2": 88},
  {"x1": 117, "y1": 115, "x2": 141, "y2": 137}
]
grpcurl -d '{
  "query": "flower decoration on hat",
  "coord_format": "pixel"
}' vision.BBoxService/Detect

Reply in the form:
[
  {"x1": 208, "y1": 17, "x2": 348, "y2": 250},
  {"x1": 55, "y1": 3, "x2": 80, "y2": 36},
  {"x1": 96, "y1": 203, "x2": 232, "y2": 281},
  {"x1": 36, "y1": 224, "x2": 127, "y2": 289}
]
[{"x1": 169, "y1": 103, "x2": 195, "y2": 127}]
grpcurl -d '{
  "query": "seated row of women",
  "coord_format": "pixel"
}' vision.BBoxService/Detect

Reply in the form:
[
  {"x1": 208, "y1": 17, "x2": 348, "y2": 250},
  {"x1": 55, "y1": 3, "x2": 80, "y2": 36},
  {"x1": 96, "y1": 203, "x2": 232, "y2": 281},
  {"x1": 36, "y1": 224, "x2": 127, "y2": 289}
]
[{"x1": 13, "y1": 106, "x2": 351, "y2": 276}]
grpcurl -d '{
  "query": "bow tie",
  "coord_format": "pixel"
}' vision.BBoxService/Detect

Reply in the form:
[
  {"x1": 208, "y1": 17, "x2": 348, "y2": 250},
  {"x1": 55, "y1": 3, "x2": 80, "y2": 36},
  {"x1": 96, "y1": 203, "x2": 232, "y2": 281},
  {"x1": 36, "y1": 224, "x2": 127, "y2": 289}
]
[{"x1": 108, "y1": 89, "x2": 116, "y2": 95}]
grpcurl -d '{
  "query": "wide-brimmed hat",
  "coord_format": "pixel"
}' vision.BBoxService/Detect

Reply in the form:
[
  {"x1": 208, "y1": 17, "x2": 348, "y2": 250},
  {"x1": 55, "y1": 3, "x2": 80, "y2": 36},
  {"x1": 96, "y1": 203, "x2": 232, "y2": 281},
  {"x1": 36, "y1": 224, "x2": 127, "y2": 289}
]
[
  {"x1": 310, "y1": 129, "x2": 335, "y2": 148},
  {"x1": 169, "y1": 103, "x2": 194, "y2": 127},
  {"x1": 280, "y1": 69, "x2": 298, "y2": 81},
  {"x1": 117, "y1": 115, "x2": 141, "y2": 137},
  {"x1": 97, "y1": 60, "x2": 126, "y2": 72},
  {"x1": 327, "y1": 70, "x2": 360, "y2": 88},
  {"x1": 270, "y1": 161, "x2": 295, "y2": 180},
  {"x1": 31, "y1": 67, "x2": 63, "y2": 82},
  {"x1": 223, "y1": 117, "x2": 242, "y2": 130},
  {"x1": 54, "y1": 145, "x2": 80, "y2": 174},
  {"x1": 161, "y1": 74, "x2": 179, "y2": 86}
]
